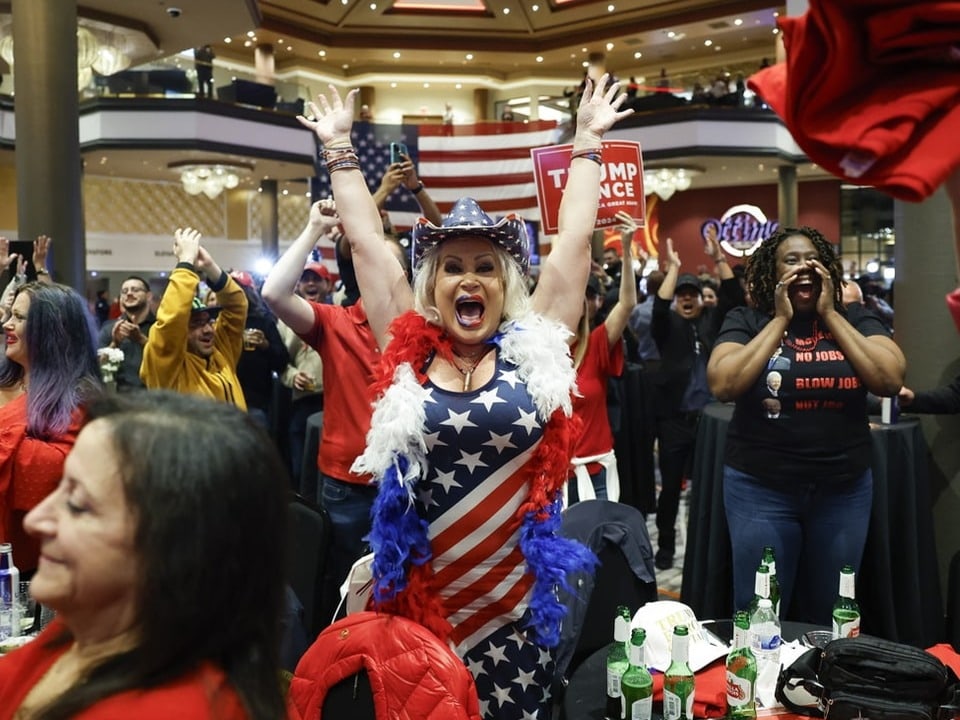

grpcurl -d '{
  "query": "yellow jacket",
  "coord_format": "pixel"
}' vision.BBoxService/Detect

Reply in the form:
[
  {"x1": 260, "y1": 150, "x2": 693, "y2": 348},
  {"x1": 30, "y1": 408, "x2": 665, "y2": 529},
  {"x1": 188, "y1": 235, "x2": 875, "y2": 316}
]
[{"x1": 140, "y1": 267, "x2": 248, "y2": 409}]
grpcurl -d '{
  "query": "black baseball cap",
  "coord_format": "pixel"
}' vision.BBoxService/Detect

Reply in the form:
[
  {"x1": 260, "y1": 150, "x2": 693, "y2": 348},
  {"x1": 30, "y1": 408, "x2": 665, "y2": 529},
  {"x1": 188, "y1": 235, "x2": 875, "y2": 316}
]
[{"x1": 675, "y1": 273, "x2": 702, "y2": 295}]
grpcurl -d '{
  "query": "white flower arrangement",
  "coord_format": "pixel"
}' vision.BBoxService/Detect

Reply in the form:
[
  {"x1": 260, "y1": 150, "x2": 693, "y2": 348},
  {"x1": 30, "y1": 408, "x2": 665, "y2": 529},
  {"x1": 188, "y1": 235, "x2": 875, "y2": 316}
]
[{"x1": 97, "y1": 347, "x2": 125, "y2": 384}]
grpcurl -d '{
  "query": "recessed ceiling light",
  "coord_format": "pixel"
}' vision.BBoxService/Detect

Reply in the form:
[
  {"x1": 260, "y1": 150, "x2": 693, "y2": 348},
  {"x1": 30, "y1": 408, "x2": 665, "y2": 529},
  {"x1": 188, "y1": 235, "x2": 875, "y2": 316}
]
[
  {"x1": 456, "y1": 83, "x2": 462, "y2": 89},
  {"x1": 607, "y1": 4, "x2": 615, "y2": 12},
  {"x1": 393, "y1": 52, "x2": 401, "y2": 59},
  {"x1": 532, "y1": 4, "x2": 539, "y2": 10},
  {"x1": 666, "y1": 31, "x2": 676, "y2": 38},
  {"x1": 606, "y1": 42, "x2": 614, "y2": 51},
  {"x1": 223, "y1": 37, "x2": 232, "y2": 43},
  {"x1": 423, "y1": 82, "x2": 430, "y2": 88},
  {"x1": 772, "y1": 28, "x2": 779, "y2": 34},
  {"x1": 465, "y1": 53, "x2": 473, "y2": 60},
  {"x1": 704, "y1": 39, "x2": 713, "y2": 47},
  {"x1": 369, "y1": 3, "x2": 377, "y2": 9},
  {"x1": 243, "y1": 40, "x2": 252, "y2": 47},
  {"x1": 390, "y1": 82, "x2": 397, "y2": 88},
  {"x1": 247, "y1": 31, "x2": 255, "y2": 38},
  {"x1": 734, "y1": 18, "x2": 743, "y2": 26},
  {"x1": 503, "y1": 7, "x2": 510, "y2": 14},
  {"x1": 634, "y1": 51, "x2": 642, "y2": 59},
  {"x1": 536, "y1": 56, "x2": 544, "y2": 63},
  {"x1": 318, "y1": 50, "x2": 326, "y2": 57},
  {"x1": 342, "y1": 63, "x2": 349, "y2": 69}
]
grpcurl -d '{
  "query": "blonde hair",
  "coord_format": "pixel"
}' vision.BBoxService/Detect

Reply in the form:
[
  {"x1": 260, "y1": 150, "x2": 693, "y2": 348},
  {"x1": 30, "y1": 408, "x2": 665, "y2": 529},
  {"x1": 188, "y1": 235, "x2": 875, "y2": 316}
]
[{"x1": 413, "y1": 240, "x2": 531, "y2": 326}]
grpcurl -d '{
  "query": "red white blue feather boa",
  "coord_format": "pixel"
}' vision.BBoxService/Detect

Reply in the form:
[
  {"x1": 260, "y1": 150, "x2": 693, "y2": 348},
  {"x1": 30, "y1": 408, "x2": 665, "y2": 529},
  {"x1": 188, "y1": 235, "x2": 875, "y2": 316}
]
[{"x1": 352, "y1": 310, "x2": 596, "y2": 646}]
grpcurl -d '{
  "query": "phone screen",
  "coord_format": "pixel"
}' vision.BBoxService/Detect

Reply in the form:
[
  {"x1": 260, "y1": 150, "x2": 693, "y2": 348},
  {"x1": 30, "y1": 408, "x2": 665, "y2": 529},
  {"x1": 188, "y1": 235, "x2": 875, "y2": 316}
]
[{"x1": 390, "y1": 142, "x2": 408, "y2": 165}]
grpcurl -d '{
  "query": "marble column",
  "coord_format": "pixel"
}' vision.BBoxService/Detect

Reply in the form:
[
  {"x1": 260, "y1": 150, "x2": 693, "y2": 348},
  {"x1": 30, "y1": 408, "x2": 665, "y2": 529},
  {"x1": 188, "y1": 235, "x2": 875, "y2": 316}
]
[
  {"x1": 260, "y1": 179, "x2": 279, "y2": 260},
  {"x1": 12, "y1": 0, "x2": 85, "y2": 290},
  {"x1": 893, "y1": 187, "x2": 960, "y2": 595}
]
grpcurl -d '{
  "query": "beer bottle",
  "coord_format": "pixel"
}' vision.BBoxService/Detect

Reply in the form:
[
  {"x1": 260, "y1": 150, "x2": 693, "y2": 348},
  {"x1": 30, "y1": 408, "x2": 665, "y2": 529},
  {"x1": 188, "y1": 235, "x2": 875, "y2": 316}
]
[
  {"x1": 663, "y1": 625, "x2": 695, "y2": 720},
  {"x1": 621, "y1": 627, "x2": 654, "y2": 720},
  {"x1": 0, "y1": 543, "x2": 19, "y2": 640},
  {"x1": 761, "y1": 546, "x2": 781, "y2": 617},
  {"x1": 605, "y1": 605, "x2": 632, "y2": 719},
  {"x1": 726, "y1": 610, "x2": 758, "y2": 719},
  {"x1": 746, "y1": 564, "x2": 772, "y2": 617},
  {"x1": 832, "y1": 565, "x2": 861, "y2": 639}
]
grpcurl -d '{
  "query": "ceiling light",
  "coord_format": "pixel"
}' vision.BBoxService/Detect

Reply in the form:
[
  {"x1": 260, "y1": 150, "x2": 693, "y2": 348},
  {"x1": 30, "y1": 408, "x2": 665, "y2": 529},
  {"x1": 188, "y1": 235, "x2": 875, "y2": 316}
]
[
  {"x1": 606, "y1": 42, "x2": 614, "y2": 51},
  {"x1": 169, "y1": 161, "x2": 253, "y2": 200},
  {"x1": 536, "y1": 56, "x2": 544, "y2": 63},
  {"x1": 643, "y1": 167, "x2": 702, "y2": 201},
  {"x1": 503, "y1": 7, "x2": 510, "y2": 14},
  {"x1": 704, "y1": 39, "x2": 713, "y2": 47},
  {"x1": 734, "y1": 18, "x2": 743, "y2": 26}
]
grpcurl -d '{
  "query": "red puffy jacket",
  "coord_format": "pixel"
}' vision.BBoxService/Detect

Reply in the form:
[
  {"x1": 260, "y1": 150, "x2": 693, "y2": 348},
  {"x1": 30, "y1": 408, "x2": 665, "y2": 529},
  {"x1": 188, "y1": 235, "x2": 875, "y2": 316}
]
[{"x1": 289, "y1": 611, "x2": 481, "y2": 720}]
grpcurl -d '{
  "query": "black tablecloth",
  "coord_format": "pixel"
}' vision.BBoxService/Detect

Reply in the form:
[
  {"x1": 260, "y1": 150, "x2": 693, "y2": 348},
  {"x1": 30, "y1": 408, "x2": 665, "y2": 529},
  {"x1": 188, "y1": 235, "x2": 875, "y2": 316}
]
[
  {"x1": 680, "y1": 403, "x2": 943, "y2": 647},
  {"x1": 562, "y1": 619, "x2": 822, "y2": 720}
]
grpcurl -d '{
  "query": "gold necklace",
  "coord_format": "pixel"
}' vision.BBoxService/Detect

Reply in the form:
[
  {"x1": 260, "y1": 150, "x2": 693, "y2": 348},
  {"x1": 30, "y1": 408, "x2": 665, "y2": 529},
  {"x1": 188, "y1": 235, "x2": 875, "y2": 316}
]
[{"x1": 451, "y1": 345, "x2": 495, "y2": 392}]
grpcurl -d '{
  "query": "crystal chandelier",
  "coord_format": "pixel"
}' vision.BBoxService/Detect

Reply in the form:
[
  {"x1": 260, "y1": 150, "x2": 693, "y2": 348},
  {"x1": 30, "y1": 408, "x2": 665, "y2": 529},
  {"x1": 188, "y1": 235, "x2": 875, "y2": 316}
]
[
  {"x1": 169, "y1": 161, "x2": 254, "y2": 200},
  {"x1": 643, "y1": 167, "x2": 703, "y2": 201},
  {"x1": 0, "y1": 21, "x2": 131, "y2": 90}
]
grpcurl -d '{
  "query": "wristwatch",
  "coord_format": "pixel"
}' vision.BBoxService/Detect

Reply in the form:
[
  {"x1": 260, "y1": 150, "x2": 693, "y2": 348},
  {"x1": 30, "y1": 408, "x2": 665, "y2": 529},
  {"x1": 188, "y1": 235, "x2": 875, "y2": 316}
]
[{"x1": 411, "y1": 182, "x2": 425, "y2": 195}]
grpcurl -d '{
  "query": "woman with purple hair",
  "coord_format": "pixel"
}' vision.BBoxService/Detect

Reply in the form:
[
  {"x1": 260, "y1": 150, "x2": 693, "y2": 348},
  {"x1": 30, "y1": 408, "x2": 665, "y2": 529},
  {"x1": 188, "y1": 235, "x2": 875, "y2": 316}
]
[{"x1": 0, "y1": 282, "x2": 102, "y2": 572}]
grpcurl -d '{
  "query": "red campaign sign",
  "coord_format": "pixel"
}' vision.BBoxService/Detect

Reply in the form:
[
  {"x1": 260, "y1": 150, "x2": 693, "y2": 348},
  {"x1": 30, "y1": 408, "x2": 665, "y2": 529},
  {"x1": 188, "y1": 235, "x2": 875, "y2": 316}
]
[{"x1": 531, "y1": 140, "x2": 646, "y2": 235}]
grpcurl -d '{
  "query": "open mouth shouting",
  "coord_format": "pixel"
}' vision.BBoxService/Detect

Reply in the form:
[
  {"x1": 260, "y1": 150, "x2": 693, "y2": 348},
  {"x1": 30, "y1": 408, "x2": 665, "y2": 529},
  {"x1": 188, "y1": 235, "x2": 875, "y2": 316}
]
[
  {"x1": 455, "y1": 295, "x2": 485, "y2": 329},
  {"x1": 789, "y1": 271, "x2": 821, "y2": 305}
]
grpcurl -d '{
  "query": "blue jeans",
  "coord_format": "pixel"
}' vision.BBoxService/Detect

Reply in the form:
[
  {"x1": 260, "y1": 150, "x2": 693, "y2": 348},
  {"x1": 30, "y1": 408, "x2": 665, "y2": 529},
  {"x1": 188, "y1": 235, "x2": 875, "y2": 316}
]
[
  {"x1": 317, "y1": 474, "x2": 378, "y2": 627},
  {"x1": 723, "y1": 465, "x2": 872, "y2": 624},
  {"x1": 567, "y1": 467, "x2": 608, "y2": 503}
]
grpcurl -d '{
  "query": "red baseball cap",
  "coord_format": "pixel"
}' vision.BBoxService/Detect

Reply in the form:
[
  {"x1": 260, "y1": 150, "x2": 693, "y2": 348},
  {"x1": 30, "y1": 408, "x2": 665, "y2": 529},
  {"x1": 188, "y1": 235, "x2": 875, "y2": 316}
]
[
  {"x1": 301, "y1": 263, "x2": 332, "y2": 281},
  {"x1": 230, "y1": 270, "x2": 256, "y2": 288}
]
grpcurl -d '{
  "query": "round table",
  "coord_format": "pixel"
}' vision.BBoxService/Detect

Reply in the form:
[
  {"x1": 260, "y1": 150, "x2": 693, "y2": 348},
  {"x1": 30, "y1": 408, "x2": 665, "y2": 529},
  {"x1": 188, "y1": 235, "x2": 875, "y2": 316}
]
[{"x1": 561, "y1": 619, "x2": 823, "y2": 720}]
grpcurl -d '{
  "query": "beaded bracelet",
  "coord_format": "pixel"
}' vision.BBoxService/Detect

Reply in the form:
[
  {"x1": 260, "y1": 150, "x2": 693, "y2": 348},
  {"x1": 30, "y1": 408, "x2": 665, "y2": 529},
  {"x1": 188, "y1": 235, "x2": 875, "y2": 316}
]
[
  {"x1": 326, "y1": 155, "x2": 361, "y2": 173},
  {"x1": 322, "y1": 146, "x2": 357, "y2": 160},
  {"x1": 571, "y1": 147, "x2": 603, "y2": 165}
]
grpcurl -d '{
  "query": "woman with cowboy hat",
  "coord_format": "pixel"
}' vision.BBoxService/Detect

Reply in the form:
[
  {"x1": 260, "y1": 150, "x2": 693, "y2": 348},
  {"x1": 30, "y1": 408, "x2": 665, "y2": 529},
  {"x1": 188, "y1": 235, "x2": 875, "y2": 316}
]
[{"x1": 296, "y1": 77, "x2": 631, "y2": 717}]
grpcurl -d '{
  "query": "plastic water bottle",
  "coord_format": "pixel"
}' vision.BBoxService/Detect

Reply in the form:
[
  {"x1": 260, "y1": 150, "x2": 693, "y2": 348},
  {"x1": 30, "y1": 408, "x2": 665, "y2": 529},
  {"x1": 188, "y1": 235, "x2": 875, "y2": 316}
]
[
  {"x1": 0, "y1": 543, "x2": 20, "y2": 641},
  {"x1": 749, "y1": 598, "x2": 781, "y2": 690}
]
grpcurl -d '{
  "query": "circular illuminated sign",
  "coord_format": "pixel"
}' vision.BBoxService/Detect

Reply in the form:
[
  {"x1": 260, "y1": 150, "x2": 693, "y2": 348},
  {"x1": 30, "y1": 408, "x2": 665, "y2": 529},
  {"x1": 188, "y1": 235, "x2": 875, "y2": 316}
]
[{"x1": 700, "y1": 204, "x2": 779, "y2": 257}]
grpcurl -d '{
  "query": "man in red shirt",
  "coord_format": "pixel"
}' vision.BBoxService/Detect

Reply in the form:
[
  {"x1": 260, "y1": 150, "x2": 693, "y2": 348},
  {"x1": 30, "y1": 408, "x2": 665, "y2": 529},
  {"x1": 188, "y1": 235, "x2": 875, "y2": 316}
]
[{"x1": 262, "y1": 200, "x2": 408, "y2": 629}]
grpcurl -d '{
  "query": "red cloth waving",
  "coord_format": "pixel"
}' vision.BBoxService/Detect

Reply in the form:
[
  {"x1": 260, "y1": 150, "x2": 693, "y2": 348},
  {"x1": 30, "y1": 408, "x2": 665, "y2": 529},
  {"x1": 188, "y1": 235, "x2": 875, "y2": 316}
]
[{"x1": 748, "y1": 0, "x2": 960, "y2": 202}]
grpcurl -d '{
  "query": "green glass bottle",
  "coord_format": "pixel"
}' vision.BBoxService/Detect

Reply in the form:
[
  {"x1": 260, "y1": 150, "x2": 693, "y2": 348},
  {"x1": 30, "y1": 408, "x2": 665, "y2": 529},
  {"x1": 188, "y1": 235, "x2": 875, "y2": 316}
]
[
  {"x1": 746, "y1": 563, "x2": 772, "y2": 617},
  {"x1": 605, "y1": 605, "x2": 632, "y2": 719},
  {"x1": 832, "y1": 565, "x2": 861, "y2": 639},
  {"x1": 761, "y1": 546, "x2": 781, "y2": 617},
  {"x1": 726, "y1": 610, "x2": 758, "y2": 719},
  {"x1": 663, "y1": 625, "x2": 695, "y2": 720},
  {"x1": 621, "y1": 627, "x2": 654, "y2": 720}
]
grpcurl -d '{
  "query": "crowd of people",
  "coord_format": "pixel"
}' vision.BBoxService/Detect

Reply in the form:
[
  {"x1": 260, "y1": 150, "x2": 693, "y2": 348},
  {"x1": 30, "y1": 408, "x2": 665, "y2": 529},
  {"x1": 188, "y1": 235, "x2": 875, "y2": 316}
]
[{"x1": 0, "y1": 67, "x2": 958, "y2": 718}]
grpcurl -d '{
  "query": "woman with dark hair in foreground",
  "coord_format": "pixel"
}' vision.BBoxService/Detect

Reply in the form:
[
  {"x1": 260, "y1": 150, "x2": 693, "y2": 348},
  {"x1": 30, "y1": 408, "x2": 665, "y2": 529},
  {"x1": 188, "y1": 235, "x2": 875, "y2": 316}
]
[{"x1": 0, "y1": 391, "x2": 290, "y2": 720}]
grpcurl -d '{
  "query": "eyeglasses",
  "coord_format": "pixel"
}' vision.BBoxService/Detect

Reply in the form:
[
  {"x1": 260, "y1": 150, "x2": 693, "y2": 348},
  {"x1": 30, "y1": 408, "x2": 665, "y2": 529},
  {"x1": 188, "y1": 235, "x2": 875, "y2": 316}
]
[{"x1": 188, "y1": 317, "x2": 215, "y2": 330}]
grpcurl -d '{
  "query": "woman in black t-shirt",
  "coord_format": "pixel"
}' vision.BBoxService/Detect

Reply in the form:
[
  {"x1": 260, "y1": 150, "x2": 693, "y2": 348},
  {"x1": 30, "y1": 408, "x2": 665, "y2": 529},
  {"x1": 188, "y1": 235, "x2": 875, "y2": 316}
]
[{"x1": 706, "y1": 227, "x2": 905, "y2": 624}]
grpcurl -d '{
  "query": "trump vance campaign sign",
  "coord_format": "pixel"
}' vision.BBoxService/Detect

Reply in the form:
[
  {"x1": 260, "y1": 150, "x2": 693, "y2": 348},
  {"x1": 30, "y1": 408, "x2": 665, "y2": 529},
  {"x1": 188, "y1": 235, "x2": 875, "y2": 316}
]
[{"x1": 531, "y1": 141, "x2": 645, "y2": 235}]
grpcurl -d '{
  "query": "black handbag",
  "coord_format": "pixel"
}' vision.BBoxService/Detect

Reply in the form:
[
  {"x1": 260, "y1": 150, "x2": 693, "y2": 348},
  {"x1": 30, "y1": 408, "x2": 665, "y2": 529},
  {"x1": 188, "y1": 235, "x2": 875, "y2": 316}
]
[{"x1": 776, "y1": 636, "x2": 960, "y2": 720}]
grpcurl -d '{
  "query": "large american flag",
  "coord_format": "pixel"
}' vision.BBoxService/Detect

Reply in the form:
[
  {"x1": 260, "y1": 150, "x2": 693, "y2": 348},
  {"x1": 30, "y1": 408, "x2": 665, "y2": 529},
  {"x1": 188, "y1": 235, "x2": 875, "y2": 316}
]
[{"x1": 311, "y1": 119, "x2": 561, "y2": 231}]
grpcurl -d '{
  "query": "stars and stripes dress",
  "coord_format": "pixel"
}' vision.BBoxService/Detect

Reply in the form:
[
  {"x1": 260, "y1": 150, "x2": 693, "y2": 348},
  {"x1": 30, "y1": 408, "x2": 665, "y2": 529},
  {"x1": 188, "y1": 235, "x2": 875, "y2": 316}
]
[
  {"x1": 420, "y1": 351, "x2": 555, "y2": 720},
  {"x1": 356, "y1": 312, "x2": 595, "y2": 720}
]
